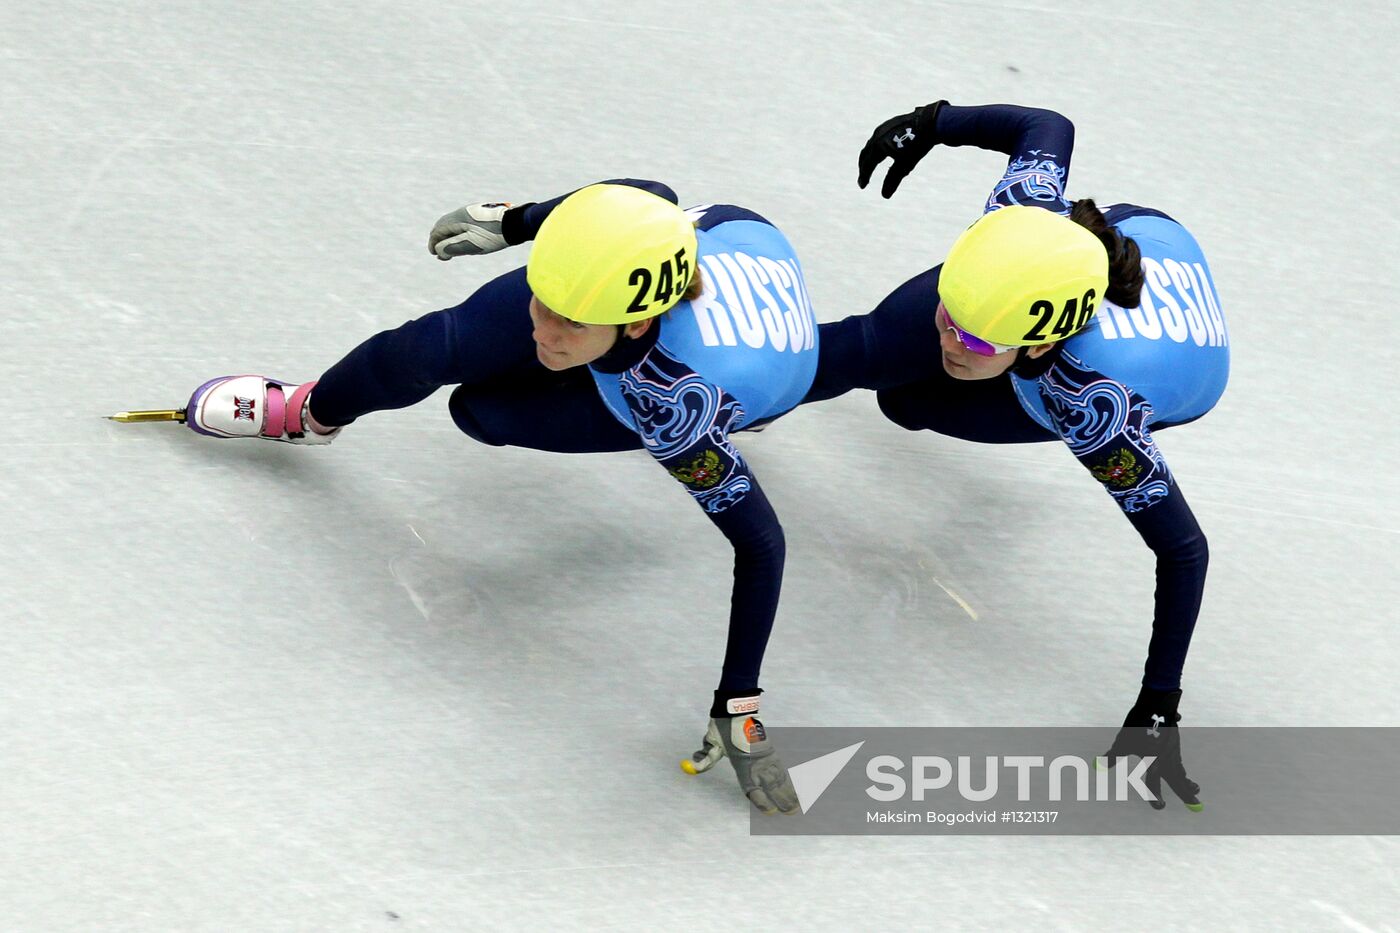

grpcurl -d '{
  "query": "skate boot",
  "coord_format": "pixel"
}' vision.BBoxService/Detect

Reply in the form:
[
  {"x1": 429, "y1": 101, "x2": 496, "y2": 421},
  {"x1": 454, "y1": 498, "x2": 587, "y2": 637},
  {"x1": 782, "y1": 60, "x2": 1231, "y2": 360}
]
[{"x1": 186, "y1": 375, "x2": 339, "y2": 445}]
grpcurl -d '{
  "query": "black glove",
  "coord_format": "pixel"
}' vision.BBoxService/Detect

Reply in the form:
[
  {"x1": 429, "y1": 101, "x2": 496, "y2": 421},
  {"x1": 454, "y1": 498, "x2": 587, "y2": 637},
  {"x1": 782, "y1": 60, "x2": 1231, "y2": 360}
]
[
  {"x1": 857, "y1": 100, "x2": 947, "y2": 198},
  {"x1": 1101, "y1": 686, "x2": 1203, "y2": 811}
]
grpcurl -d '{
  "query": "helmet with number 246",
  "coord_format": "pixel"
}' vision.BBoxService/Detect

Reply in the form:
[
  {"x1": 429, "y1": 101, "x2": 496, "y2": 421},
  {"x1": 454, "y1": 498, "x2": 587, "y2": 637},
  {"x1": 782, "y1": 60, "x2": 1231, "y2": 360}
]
[{"x1": 939, "y1": 205, "x2": 1109, "y2": 348}]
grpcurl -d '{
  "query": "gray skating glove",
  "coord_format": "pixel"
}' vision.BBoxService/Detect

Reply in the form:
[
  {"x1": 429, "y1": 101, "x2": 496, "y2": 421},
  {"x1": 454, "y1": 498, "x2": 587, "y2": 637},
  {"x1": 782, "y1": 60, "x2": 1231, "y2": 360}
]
[
  {"x1": 428, "y1": 202, "x2": 512, "y2": 259},
  {"x1": 682, "y1": 691, "x2": 800, "y2": 815}
]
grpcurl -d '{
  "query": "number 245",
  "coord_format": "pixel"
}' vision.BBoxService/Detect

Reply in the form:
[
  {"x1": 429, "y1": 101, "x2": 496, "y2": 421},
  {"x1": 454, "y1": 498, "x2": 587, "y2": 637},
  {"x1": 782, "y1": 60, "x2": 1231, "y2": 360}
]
[{"x1": 627, "y1": 249, "x2": 691, "y2": 314}]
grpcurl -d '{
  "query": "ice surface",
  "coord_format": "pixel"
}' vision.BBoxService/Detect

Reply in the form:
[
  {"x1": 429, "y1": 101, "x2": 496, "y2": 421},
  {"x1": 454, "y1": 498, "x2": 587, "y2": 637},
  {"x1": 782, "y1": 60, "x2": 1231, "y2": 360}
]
[{"x1": 2, "y1": 1, "x2": 1397, "y2": 929}]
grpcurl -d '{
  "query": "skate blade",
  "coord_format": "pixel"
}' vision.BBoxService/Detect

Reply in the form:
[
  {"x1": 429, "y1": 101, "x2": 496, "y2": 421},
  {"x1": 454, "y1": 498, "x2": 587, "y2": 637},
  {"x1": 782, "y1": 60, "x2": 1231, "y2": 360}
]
[{"x1": 108, "y1": 408, "x2": 187, "y2": 424}]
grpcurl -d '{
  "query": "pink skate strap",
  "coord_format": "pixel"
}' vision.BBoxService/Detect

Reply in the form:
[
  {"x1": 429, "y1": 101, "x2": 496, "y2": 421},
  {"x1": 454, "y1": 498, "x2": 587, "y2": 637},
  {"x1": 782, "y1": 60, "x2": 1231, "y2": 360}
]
[
  {"x1": 285, "y1": 381, "x2": 318, "y2": 435},
  {"x1": 261, "y1": 383, "x2": 287, "y2": 438}
]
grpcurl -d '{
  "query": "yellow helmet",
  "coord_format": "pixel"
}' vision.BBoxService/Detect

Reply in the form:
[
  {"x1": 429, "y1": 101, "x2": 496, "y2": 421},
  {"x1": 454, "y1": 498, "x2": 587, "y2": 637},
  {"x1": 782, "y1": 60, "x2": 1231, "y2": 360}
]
[
  {"x1": 939, "y1": 206, "x2": 1108, "y2": 347},
  {"x1": 526, "y1": 184, "x2": 698, "y2": 325}
]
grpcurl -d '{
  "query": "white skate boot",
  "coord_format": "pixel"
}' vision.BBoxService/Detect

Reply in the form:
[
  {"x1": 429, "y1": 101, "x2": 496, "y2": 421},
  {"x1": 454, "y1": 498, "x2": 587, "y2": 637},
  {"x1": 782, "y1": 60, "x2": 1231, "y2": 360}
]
[{"x1": 186, "y1": 375, "x2": 339, "y2": 445}]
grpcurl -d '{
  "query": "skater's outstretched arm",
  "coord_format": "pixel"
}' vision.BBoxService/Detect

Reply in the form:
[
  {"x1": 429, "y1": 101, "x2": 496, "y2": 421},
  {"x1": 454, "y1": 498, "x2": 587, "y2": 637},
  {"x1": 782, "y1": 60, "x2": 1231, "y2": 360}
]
[
  {"x1": 501, "y1": 178, "x2": 678, "y2": 245},
  {"x1": 1039, "y1": 357, "x2": 1208, "y2": 692},
  {"x1": 429, "y1": 179, "x2": 678, "y2": 261},
  {"x1": 618, "y1": 347, "x2": 784, "y2": 695},
  {"x1": 858, "y1": 99, "x2": 1076, "y2": 205}
]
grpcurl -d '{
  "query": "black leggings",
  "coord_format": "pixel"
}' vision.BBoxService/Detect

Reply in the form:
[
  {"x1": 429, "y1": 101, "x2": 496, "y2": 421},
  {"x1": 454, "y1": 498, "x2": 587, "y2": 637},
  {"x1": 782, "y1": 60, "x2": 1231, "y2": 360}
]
[{"x1": 310, "y1": 266, "x2": 641, "y2": 453}]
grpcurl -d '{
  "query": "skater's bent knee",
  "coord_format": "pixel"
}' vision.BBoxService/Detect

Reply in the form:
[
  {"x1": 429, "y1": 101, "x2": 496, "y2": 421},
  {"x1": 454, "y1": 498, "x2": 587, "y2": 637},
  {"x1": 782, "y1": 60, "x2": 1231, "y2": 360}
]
[
  {"x1": 876, "y1": 387, "x2": 933, "y2": 433},
  {"x1": 448, "y1": 386, "x2": 506, "y2": 447}
]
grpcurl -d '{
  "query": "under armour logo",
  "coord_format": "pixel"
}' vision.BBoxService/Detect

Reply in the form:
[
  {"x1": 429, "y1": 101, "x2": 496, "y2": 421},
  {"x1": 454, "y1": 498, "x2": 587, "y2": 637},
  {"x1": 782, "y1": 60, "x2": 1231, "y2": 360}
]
[
  {"x1": 1146, "y1": 713, "x2": 1166, "y2": 738},
  {"x1": 892, "y1": 128, "x2": 916, "y2": 148}
]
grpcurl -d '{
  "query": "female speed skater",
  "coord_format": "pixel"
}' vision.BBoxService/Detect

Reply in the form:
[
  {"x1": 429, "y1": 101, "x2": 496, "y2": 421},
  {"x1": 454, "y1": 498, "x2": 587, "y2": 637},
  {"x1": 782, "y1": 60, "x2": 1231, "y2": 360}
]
[
  {"x1": 181, "y1": 181, "x2": 819, "y2": 814},
  {"x1": 806, "y1": 101, "x2": 1230, "y2": 811}
]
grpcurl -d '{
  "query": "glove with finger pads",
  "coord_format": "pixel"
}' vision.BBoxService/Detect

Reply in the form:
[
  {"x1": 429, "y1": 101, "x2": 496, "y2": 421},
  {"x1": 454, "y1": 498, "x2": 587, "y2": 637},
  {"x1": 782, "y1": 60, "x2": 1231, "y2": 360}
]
[
  {"x1": 682, "y1": 690, "x2": 800, "y2": 815},
  {"x1": 428, "y1": 202, "x2": 513, "y2": 259}
]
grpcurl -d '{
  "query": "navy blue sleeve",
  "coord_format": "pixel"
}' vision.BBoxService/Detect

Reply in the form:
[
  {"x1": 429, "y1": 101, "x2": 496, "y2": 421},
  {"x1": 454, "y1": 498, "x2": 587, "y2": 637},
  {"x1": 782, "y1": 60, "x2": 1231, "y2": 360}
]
[
  {"x1": 703, "y1": 486, "x2": 786, "y2": 693},
  {"x1": 683, "y1": 203, "x2": 775, "y2": 232},
  {"x1": 619, "y1": 347, "x2": 783, "y2": 693},
  {"x1": 1122, "y1": 484, "x2": 1209, "y2": 691},
  {"x1": 935, "y1": 104, "x2": 1075, "y2": 163},
  {"x1": 933, "y1": 103, "x2": 1076, "y2": 213},
  {"x1": 1036, "y1": 353, "x2": 1207, "y2": 691},
  {"x1": 502, "y1": 178, "x2": 678, "y2": 244}
]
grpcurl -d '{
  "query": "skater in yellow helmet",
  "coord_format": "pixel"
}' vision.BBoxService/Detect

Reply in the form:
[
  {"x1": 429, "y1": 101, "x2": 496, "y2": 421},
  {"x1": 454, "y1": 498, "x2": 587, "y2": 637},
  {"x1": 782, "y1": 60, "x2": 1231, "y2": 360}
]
[
  {"x1": 805, "y1": 101, "x2": 1230, "y2": 812},
  {"x1": 178, "y1": 179, "x2": 821, "y2": 815}
]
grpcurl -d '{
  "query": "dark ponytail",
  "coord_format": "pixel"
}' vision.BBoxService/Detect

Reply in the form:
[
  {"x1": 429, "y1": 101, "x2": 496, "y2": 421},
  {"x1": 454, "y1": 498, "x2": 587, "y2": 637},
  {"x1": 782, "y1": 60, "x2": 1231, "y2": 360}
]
[{"x1": 1069, "y1": 199, "x2": 1143, "y2": 307}]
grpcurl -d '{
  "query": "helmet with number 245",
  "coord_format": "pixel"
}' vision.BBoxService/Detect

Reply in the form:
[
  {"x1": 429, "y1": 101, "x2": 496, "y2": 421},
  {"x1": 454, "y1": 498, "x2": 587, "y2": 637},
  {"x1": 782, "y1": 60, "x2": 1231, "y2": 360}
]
[{"x1": 527, "y1": 184, "x2": 698, "y2": 326}]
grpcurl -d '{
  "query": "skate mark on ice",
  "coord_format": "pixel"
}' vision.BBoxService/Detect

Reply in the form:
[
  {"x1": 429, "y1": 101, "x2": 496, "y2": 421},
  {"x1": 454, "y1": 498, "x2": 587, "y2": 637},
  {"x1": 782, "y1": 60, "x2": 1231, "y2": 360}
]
[
  {"x1": 536, "y1": 13, "x2": 687, "y2": 35},
  {"x1": 57, "y1": 102, "x2": 197, "y2": 247},
  {"x1": 389, "y1": 524, "x2": 436, "y2": 622},
  {"x1": 1308, "y1": 898, "x2": 1391, "y2": 933},
  {"x1": 387, "y1": 524, "x2": 483, "y2": 626},
  {"x1": 1199, "y1": 499, "x2": 1399, "y2": 537},
  {"x1": 923, "y1": 564, "x2": 979, "y2": 622}
]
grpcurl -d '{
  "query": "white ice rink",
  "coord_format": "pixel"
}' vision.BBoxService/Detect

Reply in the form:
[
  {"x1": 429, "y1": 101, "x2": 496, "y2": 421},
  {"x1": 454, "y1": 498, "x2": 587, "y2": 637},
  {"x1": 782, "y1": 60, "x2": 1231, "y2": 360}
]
[{"x1": 3, "y1": 1, "x2": 1398, "y2": 929}]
